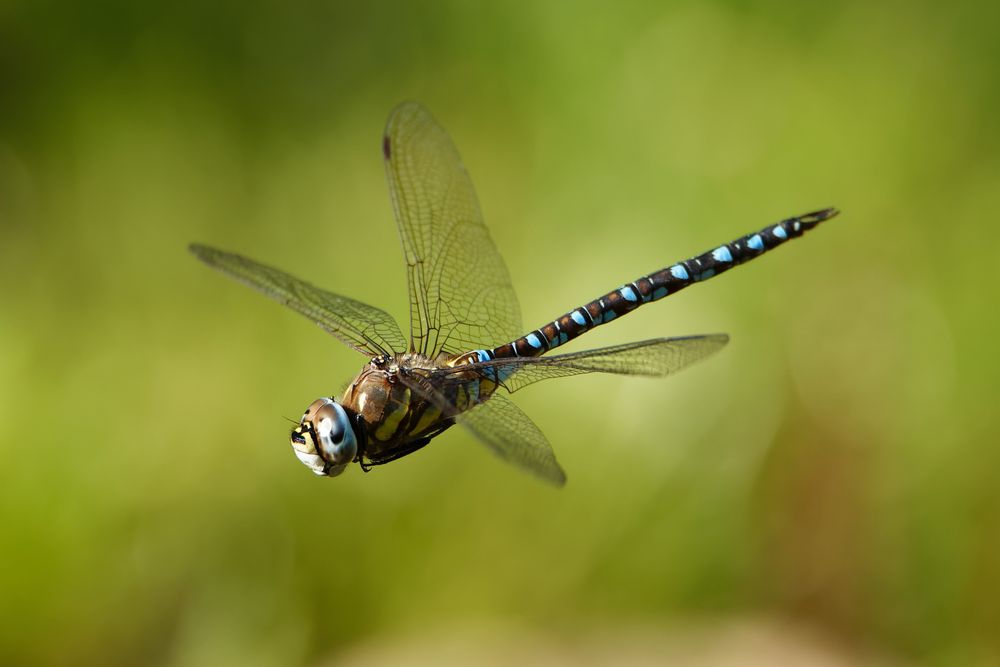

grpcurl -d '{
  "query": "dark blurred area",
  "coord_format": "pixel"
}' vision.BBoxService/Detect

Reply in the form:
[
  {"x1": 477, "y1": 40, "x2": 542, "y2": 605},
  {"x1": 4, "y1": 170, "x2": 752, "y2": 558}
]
[{"x1": 2, "y1": 1, "x2": 998, "y2": 665}]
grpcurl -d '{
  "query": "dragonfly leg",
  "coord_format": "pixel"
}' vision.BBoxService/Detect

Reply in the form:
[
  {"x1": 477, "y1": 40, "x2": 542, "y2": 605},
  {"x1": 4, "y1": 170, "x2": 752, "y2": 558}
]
[
  {"x1": 362, "y1": 438, "x2": 432, "y2": 471},
  {"x1": 362, "y1": 421, "x2": 455, "y2": 469}
]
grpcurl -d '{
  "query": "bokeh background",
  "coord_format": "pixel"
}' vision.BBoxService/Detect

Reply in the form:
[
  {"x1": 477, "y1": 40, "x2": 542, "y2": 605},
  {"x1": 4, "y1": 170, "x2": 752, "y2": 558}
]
[{"x1": 2, "y1": 1, "x2": 998, "y2": 665}]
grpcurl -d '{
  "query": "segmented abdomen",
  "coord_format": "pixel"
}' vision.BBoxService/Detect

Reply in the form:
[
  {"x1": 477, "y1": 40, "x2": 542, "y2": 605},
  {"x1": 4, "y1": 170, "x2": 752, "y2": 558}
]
[{"x1": 485, "y1": 207, "x2": 837, "y2": 359}]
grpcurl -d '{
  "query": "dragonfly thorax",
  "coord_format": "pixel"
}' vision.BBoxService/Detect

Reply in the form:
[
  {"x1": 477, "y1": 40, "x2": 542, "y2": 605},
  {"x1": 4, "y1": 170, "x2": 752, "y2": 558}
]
[
  {"x1": 290, "y1": 397, "x2": 359, "y2": 476},
  {"x1": 289, "y1": 354, "x2": 454, "y2": 478}
]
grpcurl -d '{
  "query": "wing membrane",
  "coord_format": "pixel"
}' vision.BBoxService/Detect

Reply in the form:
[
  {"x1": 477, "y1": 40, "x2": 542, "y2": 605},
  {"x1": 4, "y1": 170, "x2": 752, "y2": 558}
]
[
  {"x1": 383, "y1": 102, "x2": 521, "y2": 356},
  {"x1": 190, "y1": 244, "x2": 407, "y2": 357},
  {"x1": 395, "y1": 335, "x2": 726, "y2": 484},
  {"x1": 438, "y1": 335, "x2": 729, "y2": 393},
  {"x1": 456, "y1": 394, "x2": 566, "y2": 486},
  {"x1": 398, "y1": 370, "x2": 565, "y2": 486}
]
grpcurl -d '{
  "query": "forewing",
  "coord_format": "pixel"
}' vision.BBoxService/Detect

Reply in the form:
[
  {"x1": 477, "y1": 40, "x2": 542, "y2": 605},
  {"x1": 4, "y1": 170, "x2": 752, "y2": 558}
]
[
  {"x1": 433, "y1": 335, "x2": 729, "y2": 394},
  {"x1": 398, "y1": 371, "x2": 566, "y2": 486},
  {"x1": 190, "y1": 244, "x2": 407, "y2": 357},
  {"x1": 383, "y1": 102, "x2": 521, "y2": 356}
]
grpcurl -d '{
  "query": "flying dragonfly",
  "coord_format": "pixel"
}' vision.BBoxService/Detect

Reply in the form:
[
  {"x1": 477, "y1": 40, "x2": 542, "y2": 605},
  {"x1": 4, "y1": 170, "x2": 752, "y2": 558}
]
[{"x1": 191, "y1": 102, "x2": 838, "y2": 486}]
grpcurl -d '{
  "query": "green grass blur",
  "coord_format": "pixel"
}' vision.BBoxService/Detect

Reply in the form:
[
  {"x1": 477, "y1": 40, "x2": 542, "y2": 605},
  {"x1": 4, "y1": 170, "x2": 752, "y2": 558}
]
[{"x1": 2, "y1": 1, "x2": 998, "y2": 665}]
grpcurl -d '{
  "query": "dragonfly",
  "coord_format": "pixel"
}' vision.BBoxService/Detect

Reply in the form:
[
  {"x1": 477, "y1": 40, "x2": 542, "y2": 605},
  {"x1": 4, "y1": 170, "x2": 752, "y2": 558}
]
[{"x1": 191, "y1": 102, "x2": 838, "y2": 486}]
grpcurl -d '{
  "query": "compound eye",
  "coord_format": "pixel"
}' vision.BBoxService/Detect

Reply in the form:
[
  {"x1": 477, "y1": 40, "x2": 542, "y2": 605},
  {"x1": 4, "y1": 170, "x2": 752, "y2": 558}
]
[
  {"x1": 317, "y1": 411, "x2": 345, "y2": 444},
  {"x1": 312, "y1": 399, "x2": 358, "y2": 466},
  {"x1": 291, "y1": 398, "x2": 358, "y2": 476}
]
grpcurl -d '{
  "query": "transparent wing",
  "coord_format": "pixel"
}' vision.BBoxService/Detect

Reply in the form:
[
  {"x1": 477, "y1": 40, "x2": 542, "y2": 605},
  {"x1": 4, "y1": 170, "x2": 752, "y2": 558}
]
[
  {"x1": 435, "y1": 335, "x2": 729, "y2": 393},
  {"x1": 383, "y1": 102, "x2": 522, "y2": 357},
  {"x1": 190, "y1": 244, "x2": 407, "y2": 357},
  {"x1": 457, "y1": 394, "x2": 566, "y2": 486},
  {"x1": 398, "y1": 371, "x2": 565, "y2": 486}
]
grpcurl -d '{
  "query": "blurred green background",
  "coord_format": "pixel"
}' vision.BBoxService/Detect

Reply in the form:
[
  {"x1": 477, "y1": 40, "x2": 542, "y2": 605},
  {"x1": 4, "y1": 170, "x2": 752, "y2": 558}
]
[{"x1": 2, "y1": 1, "x2": 998, "y2": 665}]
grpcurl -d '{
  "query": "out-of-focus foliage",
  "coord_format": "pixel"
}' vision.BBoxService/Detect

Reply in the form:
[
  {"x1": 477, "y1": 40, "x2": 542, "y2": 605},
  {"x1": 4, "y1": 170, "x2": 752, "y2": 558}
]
[{"x1": 2, "y1": 1, "x2": 998, "y2": 665}]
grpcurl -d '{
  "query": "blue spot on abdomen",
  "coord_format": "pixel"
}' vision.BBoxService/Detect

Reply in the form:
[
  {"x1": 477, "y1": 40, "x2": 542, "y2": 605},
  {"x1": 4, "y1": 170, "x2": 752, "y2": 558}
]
[{"x1": 712, "y1": 246, "x2": 733, "y2": 263}]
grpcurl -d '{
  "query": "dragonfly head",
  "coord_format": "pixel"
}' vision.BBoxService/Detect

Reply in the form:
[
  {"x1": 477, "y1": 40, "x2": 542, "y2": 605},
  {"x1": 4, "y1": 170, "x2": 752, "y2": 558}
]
[{"x1": 290, "y1": 398, "x2": 358, "y2": 476}]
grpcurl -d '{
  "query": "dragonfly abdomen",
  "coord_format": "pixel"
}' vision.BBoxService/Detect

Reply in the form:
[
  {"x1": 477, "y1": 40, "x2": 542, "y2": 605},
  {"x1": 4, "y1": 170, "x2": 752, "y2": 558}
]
[{"x1": 490, "y1": 207, "x2": 838, "y2": 359}]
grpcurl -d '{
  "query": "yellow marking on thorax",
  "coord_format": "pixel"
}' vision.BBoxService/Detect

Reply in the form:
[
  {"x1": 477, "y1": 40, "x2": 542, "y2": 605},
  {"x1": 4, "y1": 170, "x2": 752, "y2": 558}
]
[
  {"x1": 411, "y1": 405, "x2": 442, "y2": 436},
  {"x1": 374, "y1": 387, "x2": 411, "y2": 442},
  {"x1": 477, "y1": 377, "x2": 497, "y2": 396},
  {"x1": 453, "y1": 385, "x2": 470, "y2": 411}
]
